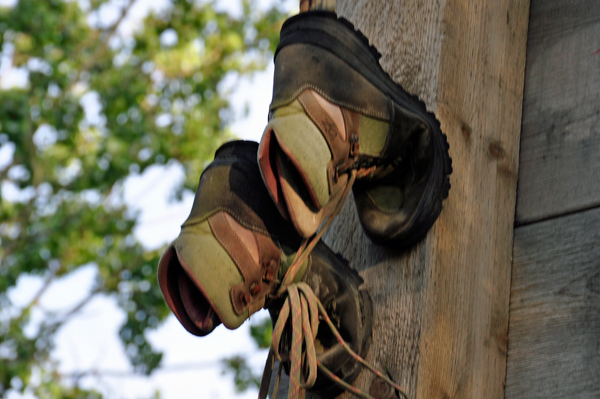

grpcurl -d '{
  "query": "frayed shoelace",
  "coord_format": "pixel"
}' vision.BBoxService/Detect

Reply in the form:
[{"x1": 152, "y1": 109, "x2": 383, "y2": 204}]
[{"x1": 258, "y1": 169, "x2": 409, "y2": 399}]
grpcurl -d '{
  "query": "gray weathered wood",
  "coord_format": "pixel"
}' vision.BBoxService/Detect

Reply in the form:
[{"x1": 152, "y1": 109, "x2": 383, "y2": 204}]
[
  {"x1": 505, "y1": 207, "x2": 600, "y2": 398},
  {"x1": 306, "y1": 0, "x2": 529, "y2": 398},
  {"x1": 526, "y1": 0, "x2": 600, "y2": 40},
  {"x1": 515, "y1": 0, "x2": 600, "y2": 224},
  {"x1": 268, "y1": 360, "x2": 289, "y2": 398}
]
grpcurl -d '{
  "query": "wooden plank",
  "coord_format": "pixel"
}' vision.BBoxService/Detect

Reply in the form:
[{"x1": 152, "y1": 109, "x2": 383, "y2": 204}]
[
  {"x1": 506, "y1": 207, "x2": 600, "y2": 398},
  {"x1": 301, "y1": 1, "x2": 529, "y2": 398},
  {"x1": 526, "y1": 0, "x2": 600, "y2": 41},
  {"x1": 515, "y1": 1, "x2": 600, "y2": 224}
]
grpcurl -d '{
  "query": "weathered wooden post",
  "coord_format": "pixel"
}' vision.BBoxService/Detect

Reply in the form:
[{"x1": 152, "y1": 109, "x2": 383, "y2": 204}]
[{"x1": 269, "y1": 0, "x2": 531, "y2": 398}]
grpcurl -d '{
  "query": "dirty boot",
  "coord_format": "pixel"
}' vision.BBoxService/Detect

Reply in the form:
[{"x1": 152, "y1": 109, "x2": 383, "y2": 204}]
[
  {"x1": 258, "y1": 12, "x2": 452, "y2": 247},
  {"x1": 157, "y1": 140, "x2": 372, "y2": 396}
]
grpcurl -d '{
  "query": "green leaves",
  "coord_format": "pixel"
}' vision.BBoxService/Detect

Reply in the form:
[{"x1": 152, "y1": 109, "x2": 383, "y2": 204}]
[
  {"x1": 221, "y1": 355, "x2": 261, "y2": 393},
  {"x1": 0, "y1": 0, "x2": 285, "y2": 396},
  {"x1": 250, "y1": 315, "x2": 273, "y2": 349},
  {"x1": 220, "y1": 315, "x2": 272, "y2": 392}
]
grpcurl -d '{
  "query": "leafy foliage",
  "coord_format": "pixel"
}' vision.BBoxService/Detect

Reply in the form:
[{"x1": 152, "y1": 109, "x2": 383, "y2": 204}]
[
  {"x1": 0, "y1": 0, "x2": 283, "y2": 397},
  {"x1": 221, "y1": 355, "x2": 262, "y2": 393},
  {"x1": 250, "y1": 315, "x2": 273, "y2": 349}
]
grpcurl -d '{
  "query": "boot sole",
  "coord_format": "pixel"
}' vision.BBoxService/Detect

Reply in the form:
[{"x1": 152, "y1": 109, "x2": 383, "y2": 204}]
[{"x1": 277, "y1": 12, "x2": 453, "y2": 248}]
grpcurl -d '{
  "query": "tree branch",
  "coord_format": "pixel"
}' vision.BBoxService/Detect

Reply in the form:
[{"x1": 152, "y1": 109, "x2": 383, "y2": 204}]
[
  {"x1": 14, "y1": 267, "x2": 58, "y2": 322},
  {"x1": 80, "y1": 0, "x2": 137, "y2": 73},
  {"x1": 45, "y1": 285, "x2": 103, "y2": 334}
]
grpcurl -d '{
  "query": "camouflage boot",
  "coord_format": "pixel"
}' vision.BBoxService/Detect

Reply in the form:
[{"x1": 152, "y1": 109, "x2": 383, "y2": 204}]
[
  {"x1": 157, "y1": 140, "x2": 372, "y2": 396},
  {"x1": 258, "y1": 12, "x2": 452, "y2": 247}
]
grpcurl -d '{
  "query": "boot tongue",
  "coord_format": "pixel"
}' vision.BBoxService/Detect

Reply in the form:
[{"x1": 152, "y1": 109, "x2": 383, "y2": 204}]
[
  {"x1": 177, "y1": 265, "x2": 222, "y2": 335},
  {"x1": 157, "y1": 219, "x2": 249, "y2": 334},
  {"x1": 258, "y1": 102, "x2": 333, "y2": 237},
  {"x1": 157, "y1": 245, "x2": 223, "y2": 336},
  {"x1": 276, "y1": 150, "x2": 323, "y2": 237}
]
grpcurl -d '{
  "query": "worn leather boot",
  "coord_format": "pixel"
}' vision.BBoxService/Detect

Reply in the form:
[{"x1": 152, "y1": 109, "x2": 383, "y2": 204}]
[
  {"x1": 258, "y1": 11, "x2": 452, "y2": 247},
  {"x1": 157, "y1": 140, "x2": 371, "y2": 395}
]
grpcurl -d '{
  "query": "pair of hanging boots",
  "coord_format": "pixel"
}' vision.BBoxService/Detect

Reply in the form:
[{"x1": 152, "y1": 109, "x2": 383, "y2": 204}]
[
  {"x1": 158, "y1": 11, "x2": 451, "y2": 398},
  {"x1": 158, "y1": 141, "x2": 372, "y2": 397}
]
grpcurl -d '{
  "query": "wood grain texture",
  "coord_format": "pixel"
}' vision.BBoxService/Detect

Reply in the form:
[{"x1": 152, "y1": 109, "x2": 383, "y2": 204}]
[
  {"x1": 336, "y1": 0, "x2": 446, "y2": 108},
  {"x1": 305, "y1": 0, "x2": 528, "y2": 398},
  {"x1": 515, "y1": 0, "x2": 600, "y2": 224},
  {"x1": 505, "y1": 207, "x2": 600, "y2": 398}
]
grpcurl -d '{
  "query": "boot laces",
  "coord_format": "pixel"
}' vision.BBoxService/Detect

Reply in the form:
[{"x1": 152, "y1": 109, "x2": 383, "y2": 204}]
[{"x1": 258, "y1": 169, "x2": 409, "y2": 399}]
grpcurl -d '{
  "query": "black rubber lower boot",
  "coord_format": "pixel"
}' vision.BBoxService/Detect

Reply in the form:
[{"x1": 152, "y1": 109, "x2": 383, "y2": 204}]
[
  {"x1": 258, "y1": 11, "x2": 452, "y2": 247},
  {"x1": 268, "y1": 241, "x2": 373, "y2": 397},
  {"x1": 157, "y1": 140, "x2": 371, "y2": 393}
]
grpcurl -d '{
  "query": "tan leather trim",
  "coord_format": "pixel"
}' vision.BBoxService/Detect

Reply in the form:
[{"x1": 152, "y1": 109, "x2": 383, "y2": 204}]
[
  {"x1": 299, "y1": 89, "x2": 344, "y2": 147},
  {"x1": 209, "y1": 212, "x2": 256, "y2": 283},
  {"x1": 311, "y1": 90, "x2": 346, "y2": 141},
  {"x1": 223, "y1": 212, "x2": 259, "y2": 265},
  {"x1": 255, "y1": 233, "x2": 281, "y2": 294},
  {"x1": 298, "y1": 89, "x2": 358, "y2": 188},
  {"x1": 208, "y1": 211, "x2": 281, "y2": 316}
]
